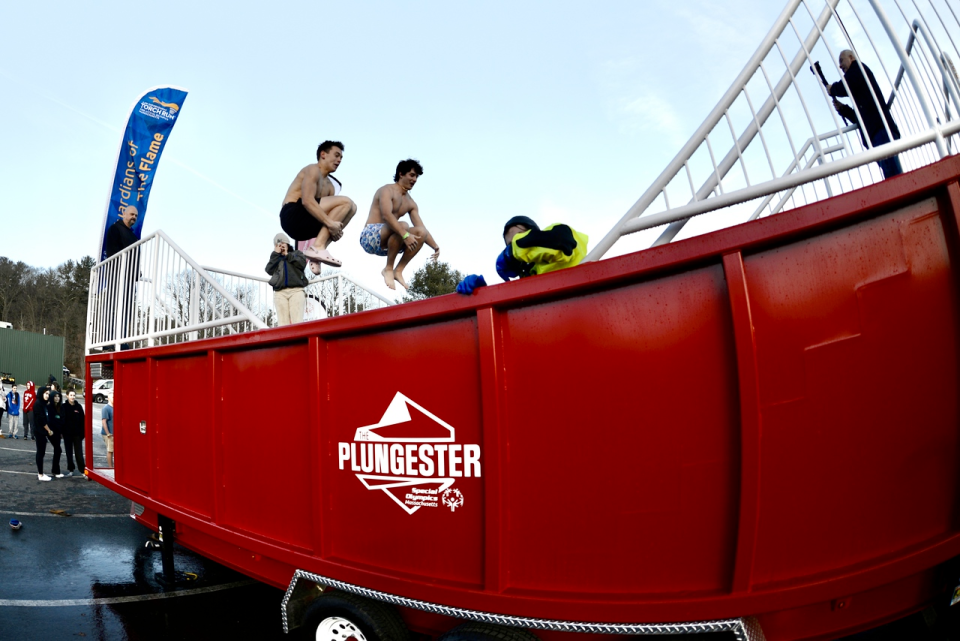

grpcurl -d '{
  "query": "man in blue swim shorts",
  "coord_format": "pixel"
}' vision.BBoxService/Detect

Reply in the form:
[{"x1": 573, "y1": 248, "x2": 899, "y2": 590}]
[
  {"x1": 360, "y1": 223, "x2": 389, "y2": 257},
  {"x1": 280, "y1": 141, "x2": 357, "y2": 269},
  {"x1": 360, "y1": 159, "x2": 440, "y2": 290}
]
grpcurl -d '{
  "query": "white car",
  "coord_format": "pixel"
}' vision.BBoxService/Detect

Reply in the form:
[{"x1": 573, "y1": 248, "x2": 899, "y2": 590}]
[{"x1": 92, "y1": 379, "x2": 114, "y2": 404}]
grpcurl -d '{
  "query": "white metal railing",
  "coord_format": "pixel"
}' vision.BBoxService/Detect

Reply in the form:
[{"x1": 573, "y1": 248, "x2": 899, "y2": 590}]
[
  {"x1": 86, "y1": 230, "x2": 393, "y2": 353},
  {"x1": 201, "y1": 266, "x2": 394, "y2": 322},
  {"x1": 589, "y1": 0, "x2": 960, "y2": 261}
]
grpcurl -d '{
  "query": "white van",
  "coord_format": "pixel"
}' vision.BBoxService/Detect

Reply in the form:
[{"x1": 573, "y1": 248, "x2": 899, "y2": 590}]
[{"x1": 91, "y1": 379, "x2": 114, "y2": 404}]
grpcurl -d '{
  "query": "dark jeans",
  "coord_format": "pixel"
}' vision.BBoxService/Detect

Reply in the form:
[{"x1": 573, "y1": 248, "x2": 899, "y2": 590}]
[
  {"x1": 872, "y1": 129, "x2": 903, "y2": 179},
  {"x1": 64, "y1": 433, "x2": 86, "y2": 473},
  {"x1": 36, "y1": 429, "x2": 62, "y2": 475},
  {"x1": 22, "y1": 409, "x2": 33, "y2": 439}
]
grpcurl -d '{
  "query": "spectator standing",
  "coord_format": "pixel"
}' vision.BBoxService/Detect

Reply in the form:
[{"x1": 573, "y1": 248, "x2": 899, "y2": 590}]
[
  {"x1": 105, "y1": 205, "x2": 139, "y2": 258},
  {"x1": 47, "y1": 391, "x2": 65, "y2": 478},
  {"x1": 826, "y1": 50, "x2": 902, "y2": 179},
  {"x1": 5, "y1": 385, "x2": 20, "y2": 438},
  {"x1": 0, "y1": 382, "x2": 6, "y2": 437},
  {"x1": 63, "y1": 391, "x2": 86, "y2": 478},
  {"x1": 22, "y1": 381, "x2": 35, "y2": 440},
  {"x1": 101, "y1": 392, "x2": 115, "y2": 467},
  {"x1": 266, "y1": 232, "x2": 309, "y2": 326},
  {"x1": 103, "y1": 205, "x2": 140, "y2": 349},
  {"x1": 35, "y1": 389, "x2": 53, "y2": 481}
]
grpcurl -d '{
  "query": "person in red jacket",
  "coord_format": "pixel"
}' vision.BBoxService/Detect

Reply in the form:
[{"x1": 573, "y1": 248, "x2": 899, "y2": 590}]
[{"x1": 22, "y1": 381, "x2": 36, "y2": 441}]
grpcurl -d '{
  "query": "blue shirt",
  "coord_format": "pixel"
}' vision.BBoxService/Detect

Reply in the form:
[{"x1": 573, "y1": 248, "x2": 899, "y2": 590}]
[
  {"x1": 102, "y1": 404, "x2": 114, "y2": 435},
  {"x1": 5, "y1": 392, "x2": 19, "y2": 416}
]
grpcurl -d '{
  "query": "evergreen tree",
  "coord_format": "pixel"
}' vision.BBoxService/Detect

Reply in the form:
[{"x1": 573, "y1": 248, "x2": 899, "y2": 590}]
[{"x1": 402, "y1": 261, "x2": 463, "y2": 302}]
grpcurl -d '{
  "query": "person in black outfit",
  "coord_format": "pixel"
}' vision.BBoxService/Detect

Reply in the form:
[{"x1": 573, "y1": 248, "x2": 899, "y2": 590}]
[
  {"x1": 35, "y1": 389, "x2": 53, "y2": 481},
  {"x1": 828, "y1": 50, "x2": 903, "y2": 179},
  {"x1": 63, "y1": 390, "x2": 86, "y2": 478},
  {"x1": 46, "y1": 391, "x2": 65, "y2": 478},
  {"x1": 105, "y1": 205, "x2": 140, "y2": 258},
  {"x1": 102, "y1": 205, "x2": 140, "y2": 348}
]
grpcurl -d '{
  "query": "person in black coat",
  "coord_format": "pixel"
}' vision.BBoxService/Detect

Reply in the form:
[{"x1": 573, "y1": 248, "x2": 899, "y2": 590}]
[
  {"x1": 102, "y1": 206, "x2": 140, "y2": 348},
  {"x1": 828, "y1": 50, "x2": 903, "y2": 179},
  {"x1": 34, "y1": 389, "x2": 54, "y2": 481},
  {"x1": 63, "y1": 391, "x2": 86, "y2": 478},
  {"x1": 104, "y1": 205, "x2": 140, "y2": 258},
  {"x1": 46, "y1": 391, "x2": 65, "y2": 478}
]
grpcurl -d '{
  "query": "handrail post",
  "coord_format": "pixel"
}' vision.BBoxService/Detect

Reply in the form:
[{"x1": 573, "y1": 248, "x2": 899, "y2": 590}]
[
  {"x1": 867, "y1": 0, "x2": 948, "y2": 158},
  {"x1": 85, "y1": 266, "x2": 97, "y2": 355},
  {"x1": 189, "y1": 268, "x2": 200, "y2": 342},
  {"x1": 115, "y1": 252, "x2": 128, "y2": 351},
  {"x1": 147, "y1": 236, "x2": 160, "y2": 347}
]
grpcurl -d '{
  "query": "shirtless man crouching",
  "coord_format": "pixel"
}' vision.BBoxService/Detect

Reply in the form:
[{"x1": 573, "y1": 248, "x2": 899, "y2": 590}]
[
  {"x1": 280, "y1": 140, "x2": 357, "y2": 269},
  {"x1": 361, "y1": 159, "x2": 439, "y2": 289}
]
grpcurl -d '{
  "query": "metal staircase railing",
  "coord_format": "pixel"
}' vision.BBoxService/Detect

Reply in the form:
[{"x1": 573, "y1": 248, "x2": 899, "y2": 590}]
[
  {"x1": 588, "y1": 0, "x2": 960, "y2": 261},
  {"x1": 86, "y1": 230, "x2": 393, "y2": 353}
]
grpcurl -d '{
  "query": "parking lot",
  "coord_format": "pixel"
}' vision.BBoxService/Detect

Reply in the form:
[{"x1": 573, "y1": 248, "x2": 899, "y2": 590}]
[
  {"x1": 0, "y1": 396, "x2": 289, "y2": 640},
  {"x1": 2, "y1": 399, "x2": 960, "y2": 640}
]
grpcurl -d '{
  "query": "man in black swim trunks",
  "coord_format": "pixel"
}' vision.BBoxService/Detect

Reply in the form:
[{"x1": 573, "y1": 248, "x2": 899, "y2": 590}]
[{"x1": 280, "y1": 141, "x2": 357, "y2": 268}]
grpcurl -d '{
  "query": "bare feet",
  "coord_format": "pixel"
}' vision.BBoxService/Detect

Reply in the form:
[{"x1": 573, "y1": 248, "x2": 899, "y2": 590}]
[
  {"x1": 304, "y1": 246, "x2": 342, "y2": 267},
  {"x1": 382, "y1": 267, "x2": 395, "y2": 290},
  {"x1": 394, "y1": 269, "x2": 409, "y2": 290},
  {"x1": 307, "y1": 259, "x2": 321, "y2": 276}
]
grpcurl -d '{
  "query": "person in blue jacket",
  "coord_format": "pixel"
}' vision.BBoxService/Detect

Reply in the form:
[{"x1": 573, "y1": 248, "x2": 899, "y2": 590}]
[
  {"x1": 457, "y1": 216, "x2": 589, "y2": 294},
  {"x1": 4, "y1": 384, "x2": 20, "y2": 438}
]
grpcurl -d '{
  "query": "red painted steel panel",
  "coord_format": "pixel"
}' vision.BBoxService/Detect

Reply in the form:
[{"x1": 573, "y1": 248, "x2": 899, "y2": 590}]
[
  {"x1": 723, "y1": 252, "x2": 764, "y2": 593},
  {"x1": 88, "y1": 158, "x2": 960, "y2": 640},
  {"x1": 220, "y1": 344, "x2": 314, "y2": 549},
  {"x1": 325, "y1": 319, "x2": 485, "y2": 587},
  {"x1": 154, "y1": 355, "x2": 214, "y2": 519},
  {"x1": 114, "y1": 359, "x2": 150, "y2": 495},
  {"x1": 745, "y1": 199, "x2": 960, "y2": 587},
  {"x1": 501, "y1": 265, "x2": 740, "y2": 595}
]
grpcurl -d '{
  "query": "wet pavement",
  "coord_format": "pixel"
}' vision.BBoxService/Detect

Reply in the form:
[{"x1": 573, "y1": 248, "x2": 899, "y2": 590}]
[
  {"x1": 2, "y1": 403, "x2": 960, "y2": 640},
  {"x1": 0, "y1": 400, "x2": 289, "y2": 641}
]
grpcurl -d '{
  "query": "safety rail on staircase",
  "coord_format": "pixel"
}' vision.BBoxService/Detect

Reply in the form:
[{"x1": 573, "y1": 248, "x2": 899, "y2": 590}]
[
  {"x1": 588, "y1": 0, "x2": 960, "y2": 261},
  {"x1": 85, "y1": 230, "x2": 393, "y2": 354},
  {"x1": 200, "y1": 266, "x2": 394, "y2": 322}
]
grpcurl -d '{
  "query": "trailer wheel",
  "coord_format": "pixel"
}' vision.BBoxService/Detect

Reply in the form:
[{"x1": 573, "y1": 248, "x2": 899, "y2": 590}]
[
  {"x1": 302, "y1": 591, "x2": 409, "y2": 641},
  {"x1": 439, "y1": 622, "x2": 539, "y2": 641}
]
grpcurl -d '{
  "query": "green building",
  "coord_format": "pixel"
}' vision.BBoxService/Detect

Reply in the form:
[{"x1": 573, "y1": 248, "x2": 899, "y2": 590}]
[{"x1": 0, "y1": 328, "x2": 64, "y2": 389}]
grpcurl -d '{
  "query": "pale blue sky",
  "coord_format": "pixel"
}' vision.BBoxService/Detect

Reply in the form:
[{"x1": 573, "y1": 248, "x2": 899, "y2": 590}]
[{"x1": 0, "y1": 1, "x2": 789, "y2": 297}]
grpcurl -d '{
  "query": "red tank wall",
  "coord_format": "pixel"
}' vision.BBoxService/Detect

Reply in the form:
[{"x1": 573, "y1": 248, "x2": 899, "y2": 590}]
[{"x1": 88, "y1": 157, "x2": 960, "y2": 640}]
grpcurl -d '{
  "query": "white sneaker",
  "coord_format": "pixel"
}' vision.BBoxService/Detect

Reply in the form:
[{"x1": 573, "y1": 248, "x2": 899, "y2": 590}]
[
  {"x1": 38, "y1": 474, "x2": 52, "y2": 481},
  {"x1": 54, "y1": 473, "x2": 65, "y2": 479}
]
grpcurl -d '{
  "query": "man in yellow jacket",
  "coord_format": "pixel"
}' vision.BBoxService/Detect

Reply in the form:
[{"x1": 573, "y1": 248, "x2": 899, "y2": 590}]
[{"x1": 457, "y1": 216, "x2": 589, "y2": 294}]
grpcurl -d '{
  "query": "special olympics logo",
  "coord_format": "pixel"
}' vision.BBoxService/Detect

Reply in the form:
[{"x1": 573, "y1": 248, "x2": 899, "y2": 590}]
[{"x1": 442, "y1": 488, "x2": 464, "y2": 512}]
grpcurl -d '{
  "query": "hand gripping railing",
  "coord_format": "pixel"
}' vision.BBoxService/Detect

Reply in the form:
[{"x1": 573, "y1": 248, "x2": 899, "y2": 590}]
[{"x1": 588, "y1": 0, "x2": 960, "y2": 261}]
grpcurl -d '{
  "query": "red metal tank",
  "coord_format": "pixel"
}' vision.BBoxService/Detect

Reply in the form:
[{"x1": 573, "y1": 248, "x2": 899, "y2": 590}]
[{"x1": 85, "y1": 156, "x2": 960, "y2": 641}]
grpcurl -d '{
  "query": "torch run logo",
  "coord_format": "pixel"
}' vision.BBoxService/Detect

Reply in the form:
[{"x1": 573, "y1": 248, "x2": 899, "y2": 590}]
[{"x1": 338, "y1": 393, "x2": 481, "y2": 515}]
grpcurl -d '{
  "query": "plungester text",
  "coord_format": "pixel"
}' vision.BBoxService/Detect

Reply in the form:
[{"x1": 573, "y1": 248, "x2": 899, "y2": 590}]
[{"x1": 338, "y1": 442, "x2": 482, "y2": 478}]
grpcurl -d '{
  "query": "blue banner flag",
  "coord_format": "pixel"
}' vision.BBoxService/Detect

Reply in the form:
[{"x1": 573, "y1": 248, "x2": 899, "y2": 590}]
[{"x1": 98, "y1": 86, "x2": 188, "y2": 262}]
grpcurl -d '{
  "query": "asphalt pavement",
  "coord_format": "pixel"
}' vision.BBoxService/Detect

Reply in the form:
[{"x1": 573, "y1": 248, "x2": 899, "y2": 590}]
[
  {"x1": 0, "y1": 399, "x2": 289, "y2": 641},
  {"x1": 2, "y1": 401, "x2": 959, "y2": 640}
]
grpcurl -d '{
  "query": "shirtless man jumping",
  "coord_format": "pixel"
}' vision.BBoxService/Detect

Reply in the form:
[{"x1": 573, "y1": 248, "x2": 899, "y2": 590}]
[
  {"x1": 280, "y1": 141, "x2": 357, "y2": 268},
  {"x1": 361, "y1": 159, "x2": 439, "y2": 289}
]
